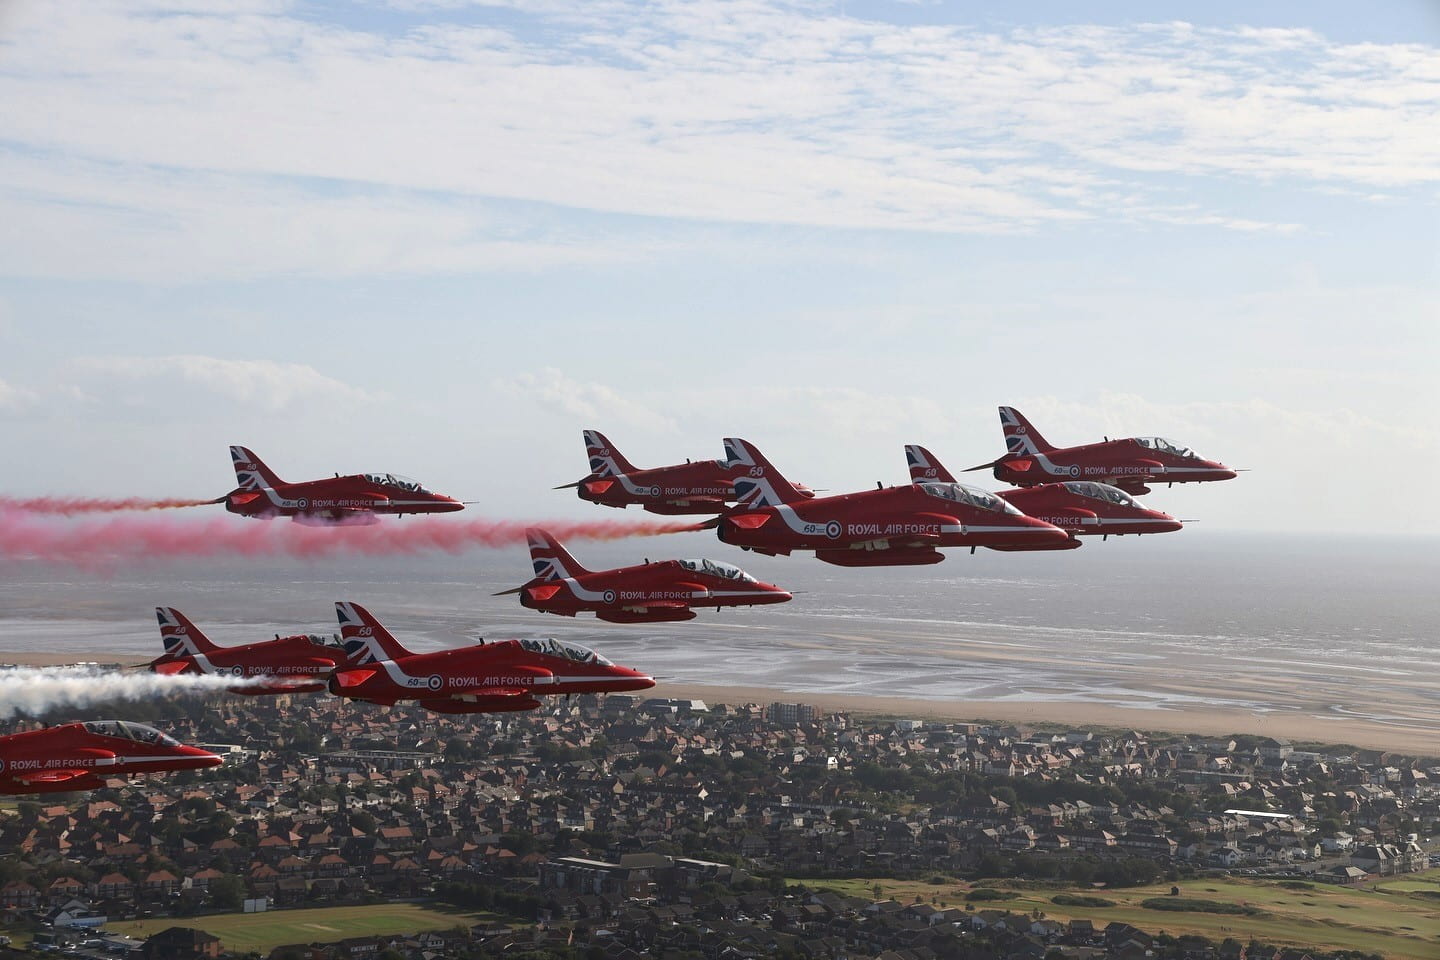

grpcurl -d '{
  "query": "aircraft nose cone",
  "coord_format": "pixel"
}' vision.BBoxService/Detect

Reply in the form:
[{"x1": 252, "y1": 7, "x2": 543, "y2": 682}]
[{"x1": 183, "y1": 746, "x2": 224, "y2": 768}]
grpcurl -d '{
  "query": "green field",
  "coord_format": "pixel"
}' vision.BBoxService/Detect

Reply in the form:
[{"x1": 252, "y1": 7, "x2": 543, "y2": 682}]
[
  {"x1": 1376, "y1": 868, "x2": 1440, "y2": 896},
  {"x1": 797, "y1": 875, "x2": 1440, "y2": 960},
  {"x1": 107, "y1": 903, "x2": 498, "y2": 954}
]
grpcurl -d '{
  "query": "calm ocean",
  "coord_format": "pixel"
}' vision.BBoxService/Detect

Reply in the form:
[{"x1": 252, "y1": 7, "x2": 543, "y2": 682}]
[{"x1": 2, "y1": 529, "x2": 1436, "y2": 723}]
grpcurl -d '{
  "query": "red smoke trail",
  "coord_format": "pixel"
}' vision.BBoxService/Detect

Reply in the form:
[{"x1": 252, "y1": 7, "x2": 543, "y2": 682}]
[
  {"x1": 0, "y1": 496, "x2": 216, "y2": 515},
  {"x1": 0, "y1": 513, "x2": 705, "y2": 569}
]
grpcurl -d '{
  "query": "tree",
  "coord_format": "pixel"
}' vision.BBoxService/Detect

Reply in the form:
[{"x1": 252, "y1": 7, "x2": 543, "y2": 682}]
[{"x1": 209, "y1": 874, "x2": 244, "y2": 910}]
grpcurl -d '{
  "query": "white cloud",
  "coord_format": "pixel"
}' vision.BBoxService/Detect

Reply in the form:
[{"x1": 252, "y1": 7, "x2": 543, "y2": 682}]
[
  {"x1": 0, "y1": 1, "x2": 1433, "y2": 280},
  {"x1": 0, "y1": 378, "x2": 39, "y2": 413},
  {"x1": 71, "y1": 355, "x2": 378, "y2": 412},
  {"x1": 0, "y1": 150, "x2": 642, "y2": 282},
  {"x1": 496, "y1": 367, "x2": 680, "y2": 434}
]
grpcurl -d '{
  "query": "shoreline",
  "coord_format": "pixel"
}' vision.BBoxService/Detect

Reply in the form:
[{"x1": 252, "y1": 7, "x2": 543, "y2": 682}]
[
  {"x1": 653, "y1": 682, "x2": 1438, "y2": 756},
  {"x1": 2, "y1": 650, "x2": 1433, "y2": 756}
]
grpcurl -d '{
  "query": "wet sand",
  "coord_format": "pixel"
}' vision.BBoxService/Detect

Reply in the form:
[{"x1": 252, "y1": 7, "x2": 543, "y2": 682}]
[{"x1": 654, "y1": 682, "x2": 1438, "y2": 756}]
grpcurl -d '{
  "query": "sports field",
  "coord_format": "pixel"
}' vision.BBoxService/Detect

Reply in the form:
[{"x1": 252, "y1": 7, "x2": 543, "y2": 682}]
[
  {"x1": 800, "y1": 871, "x2": 1440, "y2": 960},
  {"x1": 106, "y1": 903, "x2": 498, "y2": 954}
]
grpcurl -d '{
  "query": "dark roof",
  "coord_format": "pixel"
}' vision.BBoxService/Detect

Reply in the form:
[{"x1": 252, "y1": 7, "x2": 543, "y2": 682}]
[{"x1": 146, "y1": 926, "x2": 221, "y2": 946}]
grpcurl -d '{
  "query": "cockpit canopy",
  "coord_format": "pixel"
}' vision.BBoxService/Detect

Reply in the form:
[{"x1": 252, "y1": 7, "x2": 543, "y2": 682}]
[
  {"x1": 83, "y1": 720, "x2": 178, "y2": 746},
  {"x1": 518, "y1": 637, "x2": 613, "y2": 666},
  {"x1": 1135, "y1": 437, "x2": 1196, "y2": 460},
  {"x1": 917, "y1": 482, "x2": 1022, "y2": 515},
  {"x1": 679, "y1": 558, "x2": 757, "y2": 583},
  {"x1": 362, "y1": 472, "x2": 430, "y2": 493},
  {"x1": 1062, "y1": 481, "x2": 1141, "y2": 508}
]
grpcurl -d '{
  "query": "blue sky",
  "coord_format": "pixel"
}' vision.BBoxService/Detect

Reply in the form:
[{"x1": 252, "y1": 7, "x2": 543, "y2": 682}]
[{"x1": 0, "y1": 0, "x2": 1436, "y2": 535}]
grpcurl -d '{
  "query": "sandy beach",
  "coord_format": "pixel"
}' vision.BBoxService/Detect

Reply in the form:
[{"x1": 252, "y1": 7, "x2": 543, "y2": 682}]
[
  {"x1": 652, "y1": 682, "x2": 1438, "y2": 756},
  {"x1": 3, "y1": 648, "x2": 1433, "y2": 755}
]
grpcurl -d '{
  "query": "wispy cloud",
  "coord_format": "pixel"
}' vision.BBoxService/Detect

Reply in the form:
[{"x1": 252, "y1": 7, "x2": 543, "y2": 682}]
[
  {"x1": 496, "y1": 368, "x2": 680, "y2": 434},
  {"x1": 0, "y1": 1, "x2": 1435, "y2": 279},
  {"x1": 0, "y1": 378, "x2": 39, "y2": 414},
  {"x1": 71, "y1": 355, "x2": 378, "y2": 412}
]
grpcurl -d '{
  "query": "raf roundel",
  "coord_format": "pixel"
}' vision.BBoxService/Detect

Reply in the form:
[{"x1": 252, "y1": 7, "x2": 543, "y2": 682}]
[
  {"x1": 231, "y1": 665, "x2": 245, "y2": 677},
  {"x1": 427, "y1": 674, "x2": 444, "y2": 692},
  {"x1": 825, "y1": 520, "x2": 842, "y2": 539},
  {"x1": 296, "y1": 497, "x2": 310, "y2": 510},
  {"x1": 603, "y1": 589, "x2": 617, "y2": 604},
  {"x1": 1069, "y1": 465, "x2": 1081, "y2": 478}
]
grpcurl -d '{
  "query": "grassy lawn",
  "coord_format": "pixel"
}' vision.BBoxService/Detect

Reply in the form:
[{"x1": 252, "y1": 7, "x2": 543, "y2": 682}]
[
  {"x1": 796, "y1": 876, "x2": 1440, "y2": 960},
  {"x1": 106, "y1": 903, "x2": 497, "y2": 954}
]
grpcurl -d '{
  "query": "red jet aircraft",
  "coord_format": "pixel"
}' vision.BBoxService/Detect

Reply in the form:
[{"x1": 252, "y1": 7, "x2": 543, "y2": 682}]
[
  {"x1": 326, "y1": 602, "x2": 655, "y2": 713},
  {"x1": 906, "y1": 446, "x2": 1183, "y2": 539},
  {"x1": 0, "y1": 721, "x2": 221, "y2": 795},
  {"x1": 559, "y1": 431, "x2": 813, "y2": 515},
  {"x1": 148, "y1": 607, "x2": 346, "y2": 695},
  {"x1": 218, "y1": 446, "x2": 464, "y2": 524},
  {"x1": 969, "y1": 407, "x2": 1237, "y2": 494},
  {"x1": 495, "y1": 527, "x2": 792, "y2": 623},
  {"x1": 713, "y1": 439, "x2": 1076, "y2": 566}
]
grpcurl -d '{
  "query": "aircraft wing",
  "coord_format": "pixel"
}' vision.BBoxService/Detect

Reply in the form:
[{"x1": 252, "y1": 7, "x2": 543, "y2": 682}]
[
  {"x1": 848, "y1": 533, "x2": 943, "y2": 550},
  {"x1": 622, "y1": 601, "x2": 693, "y2": 613},
  {"x1": 14, "y1": 769, "x2": 93, "y2": 786},
  {"x1": 662, "y1": 496, "x2": 726, "y2": 510},
  {"x1": 848, "y1": 512, "x2": 955, "y2": 550},
  {"x1": 451, "y1": 686, "x2": 537, "y2": 699},
  {"x1": 236, "y1": 678, "x2": 324, "y2": 692}
]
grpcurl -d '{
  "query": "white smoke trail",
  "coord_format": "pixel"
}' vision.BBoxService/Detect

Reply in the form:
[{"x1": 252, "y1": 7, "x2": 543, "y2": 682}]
[{"x1": 0, "y1": 666, "x2": 255, "y2": 720}]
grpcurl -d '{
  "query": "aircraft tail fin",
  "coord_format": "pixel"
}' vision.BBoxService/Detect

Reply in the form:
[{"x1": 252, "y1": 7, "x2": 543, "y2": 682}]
[
  {"x1": 230, "y1": 446, "x2": 285, "y2": 490},
  {"x1": 999, "y1": 406, "x2": 1055, "y2": 455},
  {"x1": 723, "y1": 438, "x2": 806, "y2": 508},
  {"x1": 334, "y1": 602, "x2": 415, "y2": 665},
  {"x1": 905, "y1": 445, "x2": 957, "y2": 483},
  {"x1": 155, "y1": 606, "x2": 218, "y2": 657},
  {"x1": 583, "y1": 429, "x2": 638, "y2": 478},
  {"x1": 526, "y1": 527, "x2": 589, "y2": 580}
]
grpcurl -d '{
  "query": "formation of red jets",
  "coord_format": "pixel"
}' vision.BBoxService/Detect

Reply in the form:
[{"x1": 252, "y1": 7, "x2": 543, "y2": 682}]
[
  {"x1": 570, "y1": 407, "x2": 1233, "y2": 566},
  {"x1": 4, "y1": 405, "x2": 1238, "y2": 793}
]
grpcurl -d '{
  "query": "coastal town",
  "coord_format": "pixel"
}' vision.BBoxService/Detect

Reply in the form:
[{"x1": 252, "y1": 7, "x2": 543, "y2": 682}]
[{"x1": 1, "y1": 685, "x2": 1437, "y2": 960}]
